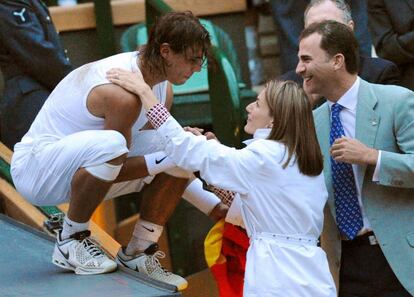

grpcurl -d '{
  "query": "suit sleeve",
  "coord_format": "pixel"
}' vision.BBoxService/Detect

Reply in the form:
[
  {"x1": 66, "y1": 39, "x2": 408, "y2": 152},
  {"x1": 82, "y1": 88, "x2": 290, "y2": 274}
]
[
  {"x1": 0, "y1": 1, "x2": 72, "y2": 89},
  {"x1": 367, "y1": 0, "x2": 414, "y2": 65},
  {"x1": 377, "y1": 61, "x2": 400, "y2": 85},
  {"x1": 378, "y1": 89, "x2": 414, "y2": 188},
  {"x1": 156, "y1": 117, "x2": 265, "y2": 195}
]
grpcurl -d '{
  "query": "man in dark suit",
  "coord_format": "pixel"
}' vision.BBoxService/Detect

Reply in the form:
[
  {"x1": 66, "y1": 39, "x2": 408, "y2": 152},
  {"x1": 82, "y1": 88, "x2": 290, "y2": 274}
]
[
  {"x1": 298, "y1": 20, "x2": 414, "y2": 296},
  {"x1": 368, "y1": 0, "x2": 414, "y2": 91},
  {"x1": 269, "y1": 0, "x2": 372, "y2": 73},
  {"x1": 279, "y1": 0, "x2": 400, "y2": 106},
  {"x1": 0, "y1": 0, "x2": 73, "y2": 149}
]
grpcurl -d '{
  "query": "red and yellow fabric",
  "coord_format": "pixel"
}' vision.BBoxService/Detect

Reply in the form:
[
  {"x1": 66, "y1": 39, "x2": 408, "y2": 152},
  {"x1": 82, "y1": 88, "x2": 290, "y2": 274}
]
[{"x1": 204, "y1": 219, "x2": 249, "y2": 297}]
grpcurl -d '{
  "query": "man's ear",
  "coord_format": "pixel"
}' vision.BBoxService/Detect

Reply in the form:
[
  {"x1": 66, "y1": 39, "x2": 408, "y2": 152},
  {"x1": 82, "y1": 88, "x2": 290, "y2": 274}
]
[
  {"x1": 347, "y1": 20, "x2": 355, "y2": 31},
  {"x1": 160, "y1": 43, "x2": 170, "y2": 59},
  {"x1": 333, "y1": 53, "x2": 345, "y2": 71}
]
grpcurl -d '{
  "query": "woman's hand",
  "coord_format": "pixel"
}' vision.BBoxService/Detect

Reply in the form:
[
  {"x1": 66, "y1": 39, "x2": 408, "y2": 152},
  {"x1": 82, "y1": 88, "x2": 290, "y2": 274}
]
[
  {"x1": 183, "y1": 126, "x2": 204, "y2": 136},
  {"x1": 204, "y1": 131, "x2": 218, "y2": 141},
  {"x1": 106, "y1": 68, "x2": 150, "y2": 96},
  {"x1": 106, "y1": 68, "x2": 159, "y2": 110},
  {"x1": 183, "y1": 127, "x2": 219, "y2": 141}
]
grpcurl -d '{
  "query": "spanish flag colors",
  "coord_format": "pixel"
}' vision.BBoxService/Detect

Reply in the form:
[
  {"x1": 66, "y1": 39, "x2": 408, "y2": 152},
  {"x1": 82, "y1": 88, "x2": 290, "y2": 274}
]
[{"x1": 204, "y1": 219, "x2": 249, "y2": 297}]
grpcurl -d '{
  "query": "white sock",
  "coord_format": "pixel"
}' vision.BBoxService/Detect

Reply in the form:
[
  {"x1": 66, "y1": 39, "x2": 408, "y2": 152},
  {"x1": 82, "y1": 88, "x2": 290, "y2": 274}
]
[
  {"x1": 126, "y1": 219, "x2": 163, "y2": 255},
  {"x1": 61, "y1": 216, "x2": 89, "y2": 240},
  {"x1": 183, "y1": 178, "x2": 221, "y2": 215},
  {"x1": 144, "y1": 151, "x2": 176, "y2": 175}
]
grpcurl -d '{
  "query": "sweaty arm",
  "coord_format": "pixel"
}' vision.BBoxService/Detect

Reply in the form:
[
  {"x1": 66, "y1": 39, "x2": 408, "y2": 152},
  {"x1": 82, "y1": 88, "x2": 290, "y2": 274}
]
[
  {"x1": 96, "y1": 79, "x2": 177, "y2": 181},
  {"x1": 87, "y1": 84, "x2": 152, "y2": 181}
]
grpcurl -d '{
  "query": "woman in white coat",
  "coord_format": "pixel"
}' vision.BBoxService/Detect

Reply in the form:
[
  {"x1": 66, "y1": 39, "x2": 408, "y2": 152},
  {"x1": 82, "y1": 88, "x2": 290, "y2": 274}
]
[{"x1": 107, "y1": 68, "x2": 336, "y2": 297}]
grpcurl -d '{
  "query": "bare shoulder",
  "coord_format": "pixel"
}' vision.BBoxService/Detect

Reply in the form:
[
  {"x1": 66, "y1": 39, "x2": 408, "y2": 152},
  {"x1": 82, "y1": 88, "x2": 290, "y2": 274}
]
[{"x1": 87, "y1": 83, "x2": 142, "y2": 118}]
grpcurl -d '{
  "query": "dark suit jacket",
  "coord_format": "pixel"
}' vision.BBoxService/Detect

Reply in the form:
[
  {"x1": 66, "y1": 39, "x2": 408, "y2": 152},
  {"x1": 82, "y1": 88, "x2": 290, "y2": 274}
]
[
  {"x1": 279, "y1": 55, "x2": 400, "y2": 86},
  {"x1": 0, "y1": 0, "x2": 73, "y2": 149},
  {"x1": 368, "y1": 0, "x2": 414, "y2": 90}
]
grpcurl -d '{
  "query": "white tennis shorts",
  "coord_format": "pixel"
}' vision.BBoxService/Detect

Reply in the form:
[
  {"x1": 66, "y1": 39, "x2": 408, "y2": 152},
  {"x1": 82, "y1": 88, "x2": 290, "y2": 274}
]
[{"x1": 11, "y1": 129, "x2": 164, "y2": 206}]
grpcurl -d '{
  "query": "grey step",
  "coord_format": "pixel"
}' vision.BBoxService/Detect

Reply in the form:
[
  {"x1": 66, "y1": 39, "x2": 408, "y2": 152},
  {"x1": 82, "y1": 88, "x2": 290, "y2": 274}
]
[{"x1": 0, "y1": 214, "x2": 181, "y2": 297}]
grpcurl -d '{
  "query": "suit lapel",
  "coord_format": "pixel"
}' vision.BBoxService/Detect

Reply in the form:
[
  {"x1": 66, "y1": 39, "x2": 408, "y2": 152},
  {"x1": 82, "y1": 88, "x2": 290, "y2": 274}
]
[
  {"x1": 315, "y1": 104, "x2": 336, "y2": 214},
  {"x1": 355, "y1": 79, "x2": 380, "y2": 189}
]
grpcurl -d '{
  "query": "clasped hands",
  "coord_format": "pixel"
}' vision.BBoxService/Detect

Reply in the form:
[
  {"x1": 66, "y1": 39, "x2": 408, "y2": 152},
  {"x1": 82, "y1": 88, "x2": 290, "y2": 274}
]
[
  {"x1": 330, "y1": 137, "x2": 378, "y2": 166},
  {"x1": 183, "y1": 126, "x2": 218, "y2": 141}
]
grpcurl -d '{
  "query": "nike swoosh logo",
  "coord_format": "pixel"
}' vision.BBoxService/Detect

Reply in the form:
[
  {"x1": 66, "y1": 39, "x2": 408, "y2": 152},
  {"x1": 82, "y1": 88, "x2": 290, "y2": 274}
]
[
  {"x1": 142, "y1": 225, "x2": 154, "y2": 232},
  {"x1": 155, "y1": 156, "x2": 167, "y2": 164},
  {"x1": 57, "y1": 245, "x2": 70, "y2": 260},
  {"x1": 117, "y1": 257, "x2": 140, "y2": 273}
]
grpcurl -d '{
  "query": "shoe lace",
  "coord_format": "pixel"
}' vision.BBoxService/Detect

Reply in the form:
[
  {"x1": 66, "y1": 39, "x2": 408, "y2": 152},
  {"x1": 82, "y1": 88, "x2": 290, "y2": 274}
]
[
  {"x1": 147, "y1": 251, "x2": 172, "y2": 276},
  {"x1": 81, "y1": 237, "x2": 105, "y2": 258}
]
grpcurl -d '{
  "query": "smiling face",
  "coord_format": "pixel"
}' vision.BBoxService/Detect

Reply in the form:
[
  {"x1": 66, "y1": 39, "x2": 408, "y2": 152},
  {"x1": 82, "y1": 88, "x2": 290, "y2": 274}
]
[
  {"x1": 161, "y1": 44, "x2": 204, "y2": 85},
  {"x1": 296, "y1": 32, "x2": 335, "y2": 97},
  {"x1": 244, "y1": 89, "x2": 273, "y2": 135}
]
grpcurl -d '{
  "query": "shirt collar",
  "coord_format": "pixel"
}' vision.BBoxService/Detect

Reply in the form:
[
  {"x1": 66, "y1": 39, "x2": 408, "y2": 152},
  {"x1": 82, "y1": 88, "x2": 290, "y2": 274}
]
[
  {"x1": 327, "y1": 76, "x2": 360, "y2": 112},
  {"x1": 243, "y1": 128, "x2": 271, "y2": 145}
]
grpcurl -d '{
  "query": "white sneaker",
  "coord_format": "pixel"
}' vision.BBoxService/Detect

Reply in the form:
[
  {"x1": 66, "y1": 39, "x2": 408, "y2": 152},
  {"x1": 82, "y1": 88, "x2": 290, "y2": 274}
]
[
  {"x1": 116, "y1": 244, "x2": 188, "y2": 291},
  {"x1": 52, "y1": 230, "x2": 117, "y2": 275}
]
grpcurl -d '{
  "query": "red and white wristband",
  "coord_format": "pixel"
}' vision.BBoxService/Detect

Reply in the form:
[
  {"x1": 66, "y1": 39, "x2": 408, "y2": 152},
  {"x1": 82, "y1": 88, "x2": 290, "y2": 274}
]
[
  {"x1": 146, "y1": 103, "x2": 171, "y2": 129},
  {"x1": 208, "y1": 185, "x2": 235, "y2": 207}
]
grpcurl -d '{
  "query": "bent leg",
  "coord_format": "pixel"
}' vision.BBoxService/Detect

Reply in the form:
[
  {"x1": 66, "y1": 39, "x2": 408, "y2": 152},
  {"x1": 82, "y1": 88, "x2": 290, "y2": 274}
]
[
  {"x1": 116, "y1": 172, "x2": 189, "y2": 290},
  {"x1": 13, "y1": 129, "x2": 129, "y2": 206},
  {"x1": 48, "y1": 130, "x2": 128, "y2": 275},
  {"x1": 68, "y1": 153, "x2": 126, "y2": 223},
  {"x1": 140, "y1": 172, "x2": 188, "y2": 225}
]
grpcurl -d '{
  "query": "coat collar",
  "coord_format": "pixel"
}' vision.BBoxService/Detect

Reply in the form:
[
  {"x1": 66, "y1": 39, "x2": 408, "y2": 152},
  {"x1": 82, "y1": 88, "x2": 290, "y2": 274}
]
[
  {"x1": 354, "y1": 79, "x2": 380, "y2": 188},
  {"x1": 243, "y1": 128, "x2": 271, "y2": 146}
]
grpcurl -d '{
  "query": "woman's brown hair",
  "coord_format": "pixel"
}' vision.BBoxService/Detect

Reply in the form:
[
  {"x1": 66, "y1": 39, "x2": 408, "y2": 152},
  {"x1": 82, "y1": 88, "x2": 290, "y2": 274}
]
[{"x1": 265, "y1": 80, "x2": 323, "y2": 176}]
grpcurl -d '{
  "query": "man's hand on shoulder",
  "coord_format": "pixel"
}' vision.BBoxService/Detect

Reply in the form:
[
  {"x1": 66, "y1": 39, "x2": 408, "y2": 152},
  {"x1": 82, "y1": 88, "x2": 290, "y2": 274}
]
[{"x1": 330, "y1": 137, "x2": 379, "y2": 166}]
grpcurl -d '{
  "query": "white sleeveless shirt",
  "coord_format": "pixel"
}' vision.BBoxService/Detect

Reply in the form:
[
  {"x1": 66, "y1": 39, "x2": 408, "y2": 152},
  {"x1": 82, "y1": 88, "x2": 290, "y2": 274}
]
[{"x1": 19, "y1": 52, "x2": 167, "y2": 145}]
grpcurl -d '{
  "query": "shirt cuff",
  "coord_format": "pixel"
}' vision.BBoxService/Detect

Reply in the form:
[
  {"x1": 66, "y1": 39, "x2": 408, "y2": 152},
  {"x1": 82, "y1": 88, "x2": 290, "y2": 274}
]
[
  {"x1": 225, "y1": 196, "x2": 245, "y2": 228},
  {"x1": 372, "y1": 150, "x2": 382, "y2": 182},
  {"x1": 146, "y1": 103, "x2": 171, "y2": 129}
]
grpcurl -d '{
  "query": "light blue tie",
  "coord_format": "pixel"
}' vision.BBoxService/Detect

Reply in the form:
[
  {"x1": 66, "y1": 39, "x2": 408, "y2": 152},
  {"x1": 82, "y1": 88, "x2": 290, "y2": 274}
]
[{"x1": 330, "y1": 103, "x2": 363, "y2": 240}]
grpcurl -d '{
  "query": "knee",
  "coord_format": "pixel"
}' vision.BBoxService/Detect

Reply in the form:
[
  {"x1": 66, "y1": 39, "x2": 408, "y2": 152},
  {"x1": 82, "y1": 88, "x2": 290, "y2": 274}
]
[
  {"x1": 85, "y1": 131, "x2": 128, "y2": 181},
  {"x1": 85, "y1": 162, "x2": 124, "y2": 182},
  {"x1": 106, "y1": 130, "x2": 128, "y2": 152}
]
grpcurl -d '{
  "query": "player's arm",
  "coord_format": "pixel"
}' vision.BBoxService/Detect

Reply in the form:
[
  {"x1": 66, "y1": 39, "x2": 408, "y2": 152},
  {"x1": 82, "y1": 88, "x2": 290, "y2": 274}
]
[{"x1": 87, "y1": 84, "x2": 141, "y2": 147}]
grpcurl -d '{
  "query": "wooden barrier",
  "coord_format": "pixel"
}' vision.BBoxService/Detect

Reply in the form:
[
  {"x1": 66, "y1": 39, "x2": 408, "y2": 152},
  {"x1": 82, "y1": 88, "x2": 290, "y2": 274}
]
[{"x1": 50, "y1": 0, "x2": 247, "y2": 32}]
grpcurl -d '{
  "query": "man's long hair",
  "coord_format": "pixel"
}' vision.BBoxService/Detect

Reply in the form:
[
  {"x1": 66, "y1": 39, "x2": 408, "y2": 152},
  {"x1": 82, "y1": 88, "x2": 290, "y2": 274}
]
[{"x1": 142, "y1": 11, "x2": 211, "y2": 76}]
